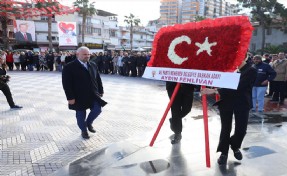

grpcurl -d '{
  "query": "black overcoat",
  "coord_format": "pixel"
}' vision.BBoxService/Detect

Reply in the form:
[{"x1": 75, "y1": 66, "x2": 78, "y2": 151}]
[
  {"x1": 62, "y1": 59, "x2": 106, "y2": 111},
  {"x1": 216, "y1": 63, "x2": 257, "y2": 111}
]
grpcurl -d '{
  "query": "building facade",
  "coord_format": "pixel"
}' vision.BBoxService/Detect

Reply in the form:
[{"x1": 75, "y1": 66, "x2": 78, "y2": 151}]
[
  {"x1": 159, "y1": 0, "x2": 239, "y2": 26},
  {"x1": 250, "y1": 25, "x2": 287, "y2": 53}
]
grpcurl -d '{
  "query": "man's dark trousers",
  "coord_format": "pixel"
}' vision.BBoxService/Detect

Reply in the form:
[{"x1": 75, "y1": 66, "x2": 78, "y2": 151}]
[
  {"x1": 75, "y1": 101, "x2": 101, "y2": 132},
  {"x1": 217, "y1": 109, "x2": 249, "y2": 154}
]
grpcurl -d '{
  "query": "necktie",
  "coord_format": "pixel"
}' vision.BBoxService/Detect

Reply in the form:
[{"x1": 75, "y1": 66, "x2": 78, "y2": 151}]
[{"x1": 23, "y1": 33, "x2": 28, "y2": 41}]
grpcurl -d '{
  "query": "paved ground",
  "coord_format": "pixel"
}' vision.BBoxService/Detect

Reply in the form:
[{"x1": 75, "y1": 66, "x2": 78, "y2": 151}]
[{"x1": 1, "y1": 71, "x2": 287, "y2": 176}]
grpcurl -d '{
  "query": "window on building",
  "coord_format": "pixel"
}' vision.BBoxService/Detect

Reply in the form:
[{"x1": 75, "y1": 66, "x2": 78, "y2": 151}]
[
  {"x1": 46, "y1": 36, "x2": 57, "y2": 40},
  {"x1": 41, "y1": 16, "x2": 48, "y2": 21},
  {"x1": 7, "y1": 19, "x2": 13, "y2": 25},
  {"x1": 86, "y1": 17, "x2": 91, "y2": 25},
  {"x1": 253, "y1": 29, "x2": 257, "y2": 36},
  {"x1": 91, "y1": 19, "x2": 101, "y2": 24},
  {"x1": 266, "y1": 28, "x2": 272, "y2": 35},
  {"x1": 109, "y1": 29, "x2": 117, "y2": 37},
  {"x1": 283, "y1": 42, "x2": 287, "y2": 48},
  {"x1": 251, "y1": 43, "x2": 256, "y2": 52},
  {"x1": 93, "y1": 28, "x2": 101, "y2": 36},
  {"x1": 40, "y1": 15, "x2": 55, "y2": 21},
  {"x1": 86, "y1": 26, "x2": 92, "y2": 34}
]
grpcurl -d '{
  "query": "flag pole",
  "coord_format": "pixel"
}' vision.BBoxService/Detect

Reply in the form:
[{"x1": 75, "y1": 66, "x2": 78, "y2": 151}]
[
  {"x1": 201, "y1": 86, "x2": 211, "y2": 168},
  {"x1": 149, "y1": 82, "x2": 181, "y2": 147}
]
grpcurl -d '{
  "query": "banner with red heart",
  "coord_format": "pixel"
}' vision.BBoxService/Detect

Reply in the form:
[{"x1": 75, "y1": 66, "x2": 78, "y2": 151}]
[
  {"x1": 58, "y1": 22, "x2": 75, "y2": 34},
  {"x1": 147, "y1": 16, "x2": 253, "y2": 72}
]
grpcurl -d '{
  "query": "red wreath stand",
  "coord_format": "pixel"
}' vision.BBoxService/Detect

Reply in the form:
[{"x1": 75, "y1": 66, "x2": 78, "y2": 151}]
[{"x1": 145, "y1": 16, "x2": 253, "y2": 168}]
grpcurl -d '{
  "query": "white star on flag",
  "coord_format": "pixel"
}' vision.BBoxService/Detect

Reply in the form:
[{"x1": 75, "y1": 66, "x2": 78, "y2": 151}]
[{"x1": 195, "y1": 37, "x2": 217, "y2": 56}]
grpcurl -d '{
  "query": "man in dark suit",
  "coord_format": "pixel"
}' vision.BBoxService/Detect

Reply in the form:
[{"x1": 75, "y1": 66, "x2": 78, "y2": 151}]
[
  {"x1": 0, "y1": 58, "x2": 22, "y2": 109},
  {"x1": 166, "y1": 82, "x2": 195, "y2": 144},
  {"x1": 202, "y1": 59, "x2": 257, "y2": 165},
  {"x1": 62, "y1": 46, "x2": 107, "y2": 139},
  {"x1": 15, "y1": 23, "x2": 33, "y2": 42}
]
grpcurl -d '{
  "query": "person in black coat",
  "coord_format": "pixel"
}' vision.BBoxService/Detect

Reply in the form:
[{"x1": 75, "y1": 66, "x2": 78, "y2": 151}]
[
  {"x1": 62, "y1": 46, "x2": 107, "y2": 139},
  {"x1": 202, "y1": 60, "x2": 257, "y2": 165},
  {"x1": 166, "y1": 82, "x2": 195, "y2": 144},
  {"x1": 0, "y1": 58, "x2": 22, "y2": 109}
]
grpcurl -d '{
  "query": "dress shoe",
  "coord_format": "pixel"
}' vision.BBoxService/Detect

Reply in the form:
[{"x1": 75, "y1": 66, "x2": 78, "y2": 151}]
[
  {"x1": 217, "y1": 154, "x2": 228, "y2": 165},
  {"x1": 279, "y1": 101, "x2": 284, "y2": 105},
  {"x1": 10, "y1": 105, "x2": 23, "y2": 109},
  {"x1": 233, "y1": 149, "x2": 243, "y2": 160},
  {"x1": 270, "y1": 99, "x2": 279, "y2": 103},
  {"x1": 81, "y1": 131, "x2": 90, "y2": 139},
  {"x1": 171, "y1": 133, "x2": 182, "y2": 144},
  {"x1": 87, "y1": 125, "x2": 96, "y2": 133}
]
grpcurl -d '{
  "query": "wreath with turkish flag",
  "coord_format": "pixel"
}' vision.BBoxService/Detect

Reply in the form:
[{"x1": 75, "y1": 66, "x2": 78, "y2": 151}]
[{"x1": 148, "y1": 16, "x2": 253, "y2": 72}]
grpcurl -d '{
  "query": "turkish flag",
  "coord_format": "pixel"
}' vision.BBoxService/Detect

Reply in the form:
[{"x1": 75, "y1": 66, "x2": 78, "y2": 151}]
[{"x1": 148, "y1": 16, "x2": 253, "y2": 72}]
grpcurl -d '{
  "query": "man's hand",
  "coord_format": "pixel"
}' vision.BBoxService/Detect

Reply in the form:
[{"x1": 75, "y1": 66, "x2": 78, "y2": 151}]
[
  {"x1": 68, "y1": 99, "x2": 75, "y2": 105},
  {"x1": 261, "y1": 80, "x2": 269, "y2": 86}
]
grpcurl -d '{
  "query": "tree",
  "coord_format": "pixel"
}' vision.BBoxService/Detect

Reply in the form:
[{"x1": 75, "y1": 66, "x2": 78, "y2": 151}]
[
  {"x1": 124, "y1": 13, "x2": 141, "y2": 51},
  {"x1": 0, "y1": 0, "x2": 22, "y2": 49},
  {"x1": 35, "y1": 1, "x2": 63, "y2": 51},
  {"x1": 262, "y1": 44, "x2": 286, "y2": 54},
  {"x1": 73, "y1": 0, "x2": 97, "y2": 46},
  {"x1": 237, "y1": 0, "x2": 282, "y2": 55},
  {"x1": 274, "y1": 2, "x2": 287, "y2": 30},
  {"x1": 194, "y1": 16, "x2": 206, "y2": 22},
  {"x1": 0, "y1": 0, "x2": 77, "y2": 50}
]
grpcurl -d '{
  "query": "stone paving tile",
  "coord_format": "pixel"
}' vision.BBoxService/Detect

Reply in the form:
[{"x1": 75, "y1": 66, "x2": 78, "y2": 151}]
[{"x1": 0, "y1": 72, "x2": 167, "y2": 176}]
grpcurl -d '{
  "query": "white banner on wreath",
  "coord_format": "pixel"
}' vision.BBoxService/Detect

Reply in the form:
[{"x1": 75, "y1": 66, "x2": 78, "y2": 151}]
[{"x1": 143, "y1": 67, "x2": 240, "y2": 89}]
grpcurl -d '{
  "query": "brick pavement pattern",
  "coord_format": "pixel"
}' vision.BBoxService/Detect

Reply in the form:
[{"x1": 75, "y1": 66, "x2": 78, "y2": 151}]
[{"x1": 0, "y1": 72, "x2": 169, "y2": 176}]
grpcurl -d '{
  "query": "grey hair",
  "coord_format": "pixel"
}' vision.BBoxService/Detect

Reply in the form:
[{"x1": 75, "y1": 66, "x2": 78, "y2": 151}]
[{"x1": 76, "y1": 46, "x2": 90, "y2": 53}]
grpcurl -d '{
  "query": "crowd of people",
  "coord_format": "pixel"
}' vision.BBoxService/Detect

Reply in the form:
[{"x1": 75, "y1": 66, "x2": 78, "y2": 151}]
[
  {"x1": 0, "y1": 49, "x2": 151, "y2": 77},
  {"x1": 247, "y1": 52, "x2": 287, "y2": 109}
]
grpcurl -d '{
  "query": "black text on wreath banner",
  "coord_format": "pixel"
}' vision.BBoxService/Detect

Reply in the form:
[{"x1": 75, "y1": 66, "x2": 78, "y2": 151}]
[{"x1": 159, "y1": 70, "x2": 222, "y2": 86}]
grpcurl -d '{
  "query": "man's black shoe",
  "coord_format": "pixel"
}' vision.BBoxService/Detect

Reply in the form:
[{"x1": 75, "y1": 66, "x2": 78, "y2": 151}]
[
  {"x1": 81, "y1": 131, "x2": 90, "y2": 139},
  {"x1": 87, "y1": 125, "x2": 96, "y2": 133},
  {"x1": 217, "y1": 154, "x2": 228, "y2": 165},
  {"x1": 279, "y1": 101, "x2": 284, "y2": 105},
  {"x1": 270, "y1": 99, "x2": 279, "y2": 103},
  {"x1": 233, "y1": 149, "x2": 243, "y2": 160},
  {"x1": 10, "y1": 105, "x2": 23, "y2": 109},
  {"x1": 171, "y1": 133, "x2": 182, "y2": 144}
]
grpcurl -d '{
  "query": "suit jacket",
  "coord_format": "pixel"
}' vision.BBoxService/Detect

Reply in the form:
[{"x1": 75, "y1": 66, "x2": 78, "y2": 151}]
[
  {"x1": 215, "y1": 63, "x2": 257, "y2": 111},
  {"x1": 15, "y1": 32, "x2": 33, "y2": 42},
  {"x1": 62, "y1": 59, "x2": 106, "y2": 110}
]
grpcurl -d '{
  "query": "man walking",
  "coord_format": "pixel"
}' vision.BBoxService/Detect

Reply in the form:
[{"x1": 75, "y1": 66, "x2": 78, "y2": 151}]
[
  {"x1": 252, "y1": 55, "x2": 276, "y2": 113},
  {"x1": 167, "y1": 82, "x2": 195, "y2": 144},
  {"x1": 0, "y1": 58, "x2": 22, "y2": 109},
  {"x1": 62, "y1": 46, "x2": 107, "y2": 139}
]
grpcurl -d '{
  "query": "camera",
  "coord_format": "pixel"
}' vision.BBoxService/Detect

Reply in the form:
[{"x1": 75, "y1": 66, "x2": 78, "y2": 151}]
[{"x1": 0, "y1": 75, "x2": 10, "y2": 83}]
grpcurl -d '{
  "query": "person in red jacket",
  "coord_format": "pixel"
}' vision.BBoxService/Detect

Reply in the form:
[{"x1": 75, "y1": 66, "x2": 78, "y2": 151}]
[{"x1": 5, "y1": 51, "x2": 14, "y2": 71}]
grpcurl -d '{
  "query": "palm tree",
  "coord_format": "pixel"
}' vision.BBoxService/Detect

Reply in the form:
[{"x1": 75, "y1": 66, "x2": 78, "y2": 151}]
[
  {"x1": 35, "y1": 1, "x2": 61, "y2": 51},
  {"x1": 124, "y1": 13, "x2": 140, "y2": 51},
  {"x1": 73, "y1": 0, "x2": 97, "y2": 46}
]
